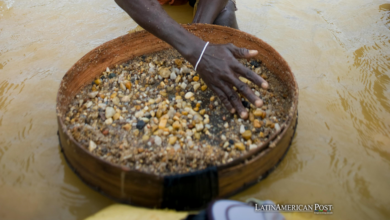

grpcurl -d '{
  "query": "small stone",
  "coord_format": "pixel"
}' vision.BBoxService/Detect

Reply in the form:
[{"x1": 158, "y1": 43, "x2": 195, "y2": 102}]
[
  {"x1": 105, "y1": 107, "x2": 115, "y2": 118},
  {"x1": 136, "y1": 120, "x2": 146, "y2": 129},
  {"x1": 180, "y1": 82, "x2": 187, "y2": 90},
  {"x1": 266, "y1": 119, "x2": 274, "y2": 128},
  {"x1": 199, "y1": 109, "x2": 206, "y2": 115},
  {"x1": 105, "y1": 118, "x2": 113, "y2": 125},
  {"x1": 154, "y1": 136, "x2": 162, "y2": 146},
  {"x1": 221, "y1": 135, "x2": 227, "y2": 141},
  {"x1": 112, "y1": 97, "x2": 120, "y2": 105},
  {"x1": 275, "y1": 123, "x2": 280, "y2": 131},
  {"x1": 113, "y1": 112, "x2": 121, "y2": 120},
  {"x1": 224, "y1": 122, "x2": 229, "y2": 128},
  {"x1": 175, "y1": 75, "x2": 182, "y2": 83},
  {"x1": 193, "y1": 82, "x2": 201, "y2": 91},
  {"x1": 159, "y1": 68, "x2": 171, "y2": 78},
  {"x1": 142, "y1": 135, "x2": 150, "y2": 142},
  {"x1": 234, "y1": 142, "x2": 246, "y2": 151},
  {"x1": 108, "y1": 73, "x2": 116, "y2": 79},
  {"x1": 201, "y1": 85, "x2": 207, "y2": 91},
  {"x1": 223, "y1": 141, "x2": 229, "y2": 149},
  {"x1": 89, "y1": 140, "x2": 97, "y2": 152},
  {"x1": 175, "y1": 59, "x2": 182, "y2": 67},
  {"x1": 172, "y1": 121, "x2": 181, "y2": 130},
  {"x1": 170, "y1": 71, "x2": 177, "y2": 80},
  {"x1": 121, "y1": 95, "x2": 130, "y2": 102},
  {"x1": 193, "y1": 76, "x2": 199, "y2": 81},
  {"x1": 125, "y1": 81, "x2": 132, "y2": 90},
  {"x1": 249, "y1": 112, "x2": 254, "y2": 121},
  {"x1": 253, "y1": 119, "x2": 262, "y2": 128},
  {"x1": 255, "y1": 91, "x2": 260, "y2": 96},
  {"x1": 120, "y1": 82, "x2": 126, "y2": 91},
  {"x1": 242, "y1": 130, "x2": 252, "y2": 140},
  {"x1": 122, "y1": 124, "x2": 131, "y2": 130},
  {"x1": 159, "y1": 114, "x2": 169, "y2": 129},
  {"x1": 203, "y1": 117, "x2": 210, "y2": 124},
  {"x1": 93, "y1": 79, "x2": 102, "y2": 86},
  {"x1": 88, "y1": 91, "x2": 99, "y2": 98},
  {"x1": 110, "y1": 93, "x2": 117, "y2": 99},
  {"x1": 195, "y1": 123, "x2": 204, "y2": 131},
  {"x1": 253, "y1": 109, "x2": 265, "y2": 118},
  {"x1": 210, "y1": 96, "x2": 215, "y2": 102},
  {"x1": 259, "y1": 132, "x2": 265, "y2": 138},
  {"x1": 185, "y1": 92, "x2": 194, "y2": 99},
  {"x1": 249, "y1": 144, "x2": 258, "y2": 150},
  {"x1": 169, "y1": 136, "x2": 177, "y2": 145},
  {"x1": 240, "y1": 125, "x2": 245, "y2": 134}
]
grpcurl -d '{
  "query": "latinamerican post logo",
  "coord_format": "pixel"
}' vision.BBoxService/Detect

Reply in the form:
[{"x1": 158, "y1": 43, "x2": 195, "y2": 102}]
[{"x1": 255, "y1": 203, "x2": 333, "y2": 215}]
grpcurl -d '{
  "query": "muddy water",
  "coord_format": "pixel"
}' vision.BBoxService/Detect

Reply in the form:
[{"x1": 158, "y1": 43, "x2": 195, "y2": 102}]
[{"x1": 0, "y1": 0, "x2": 389, "y2": 219}]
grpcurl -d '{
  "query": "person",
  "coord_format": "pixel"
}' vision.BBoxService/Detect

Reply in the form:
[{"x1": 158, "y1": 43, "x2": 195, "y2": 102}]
[{"x1": 114, "y1": 0, "x2": 269, "y2": 119}]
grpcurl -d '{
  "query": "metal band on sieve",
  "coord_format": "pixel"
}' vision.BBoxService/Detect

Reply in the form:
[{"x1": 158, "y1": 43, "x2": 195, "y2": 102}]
[{"x1": 194, "y1": 41, "x2": 209, "y2": 71}]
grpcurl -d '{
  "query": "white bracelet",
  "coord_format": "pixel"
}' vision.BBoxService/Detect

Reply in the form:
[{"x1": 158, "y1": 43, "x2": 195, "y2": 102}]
[{"x1": 194, "y1": 41, "x2": 209, "y2": 71}]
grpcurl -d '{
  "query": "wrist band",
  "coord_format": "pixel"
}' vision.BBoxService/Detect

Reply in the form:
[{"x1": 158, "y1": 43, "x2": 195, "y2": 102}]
[{"x1": 194, "y1": 41, "x2": 209, "y2": 71}]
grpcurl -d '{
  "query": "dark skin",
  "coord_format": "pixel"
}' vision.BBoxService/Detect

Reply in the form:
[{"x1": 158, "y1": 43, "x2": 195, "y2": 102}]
[{"x1": 115, "y1": 0, "x2": 268, "y2": 119}]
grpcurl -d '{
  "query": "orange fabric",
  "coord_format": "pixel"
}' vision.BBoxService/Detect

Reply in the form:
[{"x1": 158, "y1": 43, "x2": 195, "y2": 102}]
[{"x1": 157, "y1": 0, "x2": 189, "y2": 6}]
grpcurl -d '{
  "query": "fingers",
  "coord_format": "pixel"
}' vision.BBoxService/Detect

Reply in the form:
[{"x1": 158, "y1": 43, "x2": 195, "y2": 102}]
[
  {"x1": 225, "y1": 74, "x2": 263, "y2": 108},
  {"x1": 218, "y1": 82, "x2": 249, "y2": 119},
  {"x1": 233, "y1": 64, "x2": 269, "y2": 89},
  {"x1": 227, "y1": 43, "x2": 258, "y2": 59},
  {"x1": 210, "y1": 86, "x2": 235, "y2": 114}
]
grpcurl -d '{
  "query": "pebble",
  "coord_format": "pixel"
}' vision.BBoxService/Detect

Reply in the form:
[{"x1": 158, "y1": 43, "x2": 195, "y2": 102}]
[
  {"x1": 125, "y1": 81, "x2": 132, "y2": 90},
  {"x1": 253, "y1": 119, "x2": 262, "y2": 128},
  {"x1": 105, "y1": 118, "x2": 113, "y2": 125},
  {"x1": 121, "y1": 95, "x2": 131, "y2": 102},
  {"x1": 159, "y1": 68, "x2": 171, "y2": 78},
  {"x1": 193, "y1": 76, "x2": 199, "y2": 81},
  {"x1": 249, "y1": 144, "x2": 258, "y2": 150},
  {"x1": 89, "y1": 140, "x2": 97, "y2": 152},
  {"x1": 170, "y1": 72, "x2": 177, "y2": 80},
  {"x1": 180, "y1": 82, "x2": 187, "y2": 90},
  {"x1": 253, "y1": 109, "x2": 265, "y2": 118},
  {"x1": 159, "y1": 114, "x2": 169, "y2": 129},
  {"x1": 172, "y1": 121, "x2": 181, "y2": 130},
  {"x1": 240, "y1": 125, "x2": 245, "y2": 134},
  {"x1": 234, "y1": 142, "x2": 246, "y2": 151},
  {"x1": 136, "y1": 120, "x2": 146, "y2": 129},
  {"x1": 274, "y1": 123, "x2": 280, "y2": 131},
  {"x1": 221, "y1": 135, "x2": 227, "y2": 141},
  {"x1": 242, "y1": 130, "x2": 252, "y2": 140},
  {"x1": 196, "y1": 123, "x2": 204, "y2": 131},
  {"x1": 94, "y1": 79, "x2": 102, "y2": 85},
  {"x1": 185, "y1": 92, "x2": 194, "y2": 99},
  {"x1": 154, "y1": 136, "x2": 162, "y2": 146},
  {"x1": 112, "y1": 97, "x2": 120, "y2": 105},
  {"x1": 201, "y1": 85, "x2": 207, "y2": 91},
  {"x1": 224, "y1": 122, "x2": 229, "y2": 128},
  {"x1": 88, "y1": 91, "x2": 99, "y2": 98},
  {"x1": 122, "y1": 124, "x2": 131, "y2": 130},
  {"x1": 210, "y1": 96, "x2": 215, "y2": 102},
  {"x1": 105, "y1": 107, "x2": 116, "y2": 118},
  {"x1": 169, "y1": 136, "x2": 177, "y2": 145},
  {"x1": 113, "y1": 112, "x2": 121, "y2": 120},
  {"x1": 193, "y1": 82, "x2": 200, "y2": 91}
]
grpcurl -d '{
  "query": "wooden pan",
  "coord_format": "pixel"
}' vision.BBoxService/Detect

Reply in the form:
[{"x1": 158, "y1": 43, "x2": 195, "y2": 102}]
[{"x1": 56, "y1": 24, "x2": 299, "y2": 210}]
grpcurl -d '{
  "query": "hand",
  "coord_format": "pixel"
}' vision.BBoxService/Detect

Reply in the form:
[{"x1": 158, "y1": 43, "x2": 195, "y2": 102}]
[{"x1": 196, "y1": 43, "x2": 268, "y2": 119}]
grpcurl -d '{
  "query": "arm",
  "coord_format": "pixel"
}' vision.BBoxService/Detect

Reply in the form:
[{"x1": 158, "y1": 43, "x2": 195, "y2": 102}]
[{"x1": 115, "y1": 0, "x2": 268, "y2": 119}]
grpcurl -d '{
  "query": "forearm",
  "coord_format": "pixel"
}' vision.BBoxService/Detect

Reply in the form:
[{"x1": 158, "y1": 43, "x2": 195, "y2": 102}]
[
  {"x1": 115, "y1": 0, "x2": 205, "y2": 64},
  {"x1": 192, "y1": 0, "x2": 228, "y2": 24}
]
